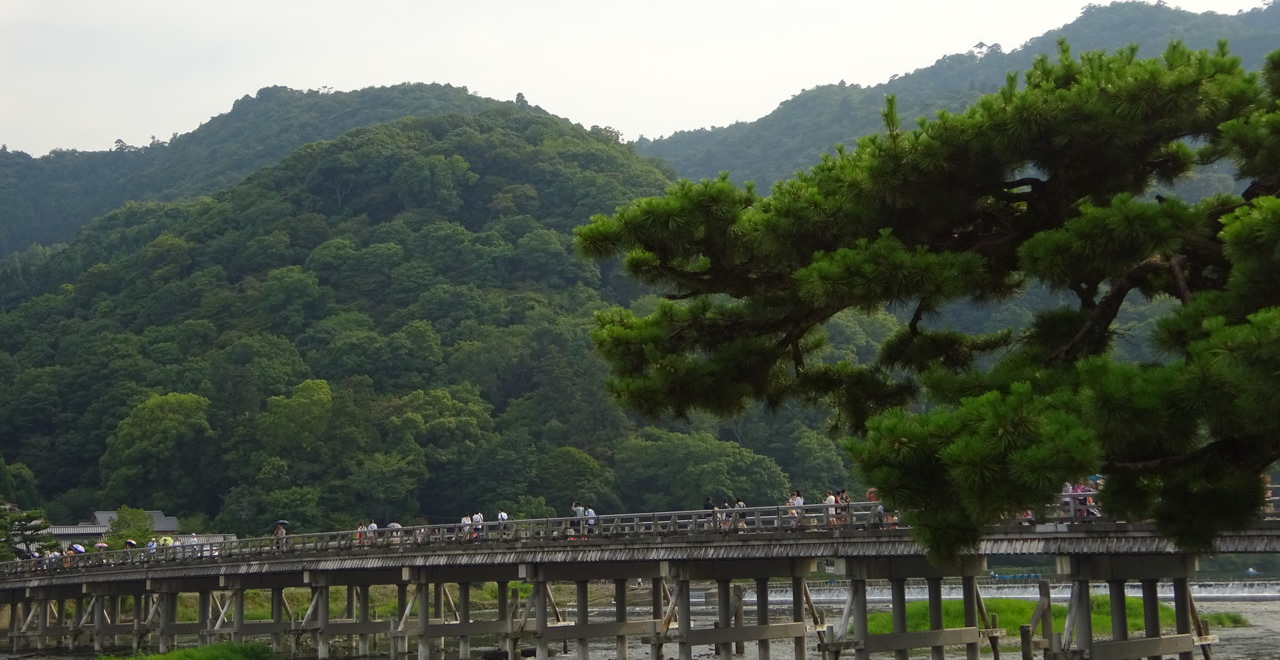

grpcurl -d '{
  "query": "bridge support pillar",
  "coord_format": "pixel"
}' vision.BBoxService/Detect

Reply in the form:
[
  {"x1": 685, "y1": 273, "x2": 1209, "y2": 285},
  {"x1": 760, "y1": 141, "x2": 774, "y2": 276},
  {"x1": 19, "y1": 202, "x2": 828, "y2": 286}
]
[
  {"x1": 7, "y1": 599, "x2": 19, "y2": 653},
  {"x1": 230, "y1": 590, "x2": 244, "y2": 642},
  {"x1": 534, "y1": 580, "x2": 549, "y2": 660},
  {"x1": 757, "y1": 577, "x2": 773, "y2": 660},
  {"x1": 1173, "y1": 577, "x2": 1192, "y2": 660},
  {"x1": 926, "y1": 577, "x2": 944, "y2": 660},
  {"x1": 432, "y1": 581, "x2": 444, "y2": 660},
  {"x1": 575, "y1": 580, "x2": 589, "y2": 660},
  {"x1": 157, "y1": 592, "x2": 176, "y2": 653},
  {"x1": 35, "y1": 597, "x2": 48, "y2": 651},
  {"x1": 791, "y1": 575, "x2": 806, "y2": 660},
  {"x1": 415, "y1": 579, "x2": 429, "y2": 660},
  {"x1": 356, "y1": 584, "x2": 369, "y2": 657},
  {"x1": 837, "y1": 556, "x2": 985, "y2": 660},
  {"x1": 615, "y1": 578, "x2": 628, "y2": 660},
  {"x1": 314, "y1": 585, "x2": 331, "y2": 659},
  {"x1": 890, "y1": 578, "x2": 907, "y2": 660},
  {"x1": 499, "y1": 581, "x2": 516, "y2": 660},
  {"x1": 270, "y1": 587, "x2": 284, "y2": 653},
  {"x1": 1109, "y1": 579, "x2": 1128, "y2": 642},
  {"x1": 69, "y1": 597, "x2": 82, "y2": 651},
  {"x1": 397, "y1": 582, "x2": 409, "y2": 658},
  {"x1": 131, "y1": 594, "x2": 143, "y2": 654},
  {"x1": 676, "y1": 578, "x2": 692, "y2": 660},
  {"x1": 110, "y1": 595, "x2": 122, "y2": 650},
  {"x1": 459, "y1": 581, "x2": 472, "y2": 660},
  {"x1": 1057, "y1": 553, "x2": 1200, "y2": 660},
  {"x1": 1072, "y1": 579, "x2": 1092, "y2": 653},
  {"x1": 92, "y1": 593, "x2": 106, "y2": 653},
  {"x1": 649, "y1": 576, "x2": 664, "y2": 660},
  {"x1": 197, "y1": 590, "x2": 211, "y2": 646},
  {"x1": 231, "y1": 588, "x2": 245, "y2": 643},
  {"x1": 716, "y1": 578, "x2": 732, "y2": 660},
  {"x1": 1142, "y1": 578, "x2": 1160, "y2": 658}
]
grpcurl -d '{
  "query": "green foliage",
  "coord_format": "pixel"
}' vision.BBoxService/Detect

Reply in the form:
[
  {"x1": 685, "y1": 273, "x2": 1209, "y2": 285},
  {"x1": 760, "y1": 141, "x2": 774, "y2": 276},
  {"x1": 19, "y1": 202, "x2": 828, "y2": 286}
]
[
  {"x1": 0, "y1": 509, "x2": 57, "y2": 559},
  {"x1": 864, "y1": 597, "x2": 1174, "y2": 638},
  {"x1": 1204, "y1": 611, "x2": 1250, "y2": 628},
  {"x1": 2, "y1": 108, "x2": 762, "y2": 532},
  {"x1": 581, "y1": 39, "x2": 1280, "y2": 556},
  {"x1": 104, "y1": 506, "x2": 156, "y2": 549},
  {"x1": 101, "y1": 642, "x2": 278, "y2": 660},
  {"x1": 613, "y1": 429, "x2": 790, "y2": 511},
  {"x1": 1, "y1": 83, "x2": 509, "y2": 261}
]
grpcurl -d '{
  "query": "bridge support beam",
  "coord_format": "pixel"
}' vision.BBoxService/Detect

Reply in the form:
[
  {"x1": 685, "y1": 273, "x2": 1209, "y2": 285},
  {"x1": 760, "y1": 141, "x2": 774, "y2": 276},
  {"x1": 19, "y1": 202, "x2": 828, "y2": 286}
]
[
  {"x1": 232, "y1": 588, "x2": 245, "y2": 643},
  {"x1": 650, "y1": 576, "x2": 664, "y2": 660},
  {"x1": 459, "y1": 581, "x2": 472, "y2": 660},
  {"x1": 831, "y1": 556, "x2": 987, "y2": 660},
  {"x1": 357, "y1": 584, "x2": 370, "y2": 656},
  {"x1": 677, "y1": 578, "x2": 692, "y2": 660},
  {"x1": 926, "y1": 577, "x2": 944, "y2": 660},
  {"x1": 792, "y1": 575, "x2": 806, "y2": 660},
  {"x1": 575, "y1": 580, "x2": 589, "y2": 660},
  {"x1": 534, "y1": 580, "x2": 549, "y2": 660},
  {"x1": 756, "y1": 577, "x2": 772, "y2": 660},
  {"x1": 157, "y1": 592, "x2": 176, "y2": 653},
  {"x1": 615, "y1": 578, "x2": 628, "y2": 660},
  {"x1": 197, "y1": 590, "x2": 211, "y2": 646},
  {"x1": 1057, "y1": 553, "x2": 1202, "y2": 660},
  {"x1": 270, "y1": 587, "x2": 284, "y2": 652}
]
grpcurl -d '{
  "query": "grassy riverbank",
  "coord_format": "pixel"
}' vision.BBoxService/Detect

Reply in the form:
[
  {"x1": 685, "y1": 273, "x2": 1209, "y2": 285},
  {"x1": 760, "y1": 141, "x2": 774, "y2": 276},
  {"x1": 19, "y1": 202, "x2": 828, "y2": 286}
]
[
  {"x1": 101, "y1": 642, "x2": 277, "y2": 659},
  {"x1": 865, "y1": 596, "x2": 1250, "y2": 638}
]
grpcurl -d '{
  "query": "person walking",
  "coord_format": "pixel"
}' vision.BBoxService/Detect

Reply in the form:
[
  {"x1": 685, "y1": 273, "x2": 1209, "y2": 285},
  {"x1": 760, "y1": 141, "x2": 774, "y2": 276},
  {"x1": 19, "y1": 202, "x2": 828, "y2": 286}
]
[
  {"x1": 497, "y1": 508, "x2": 509, "y2": 538},
  {"x1": 570, "y1": 501, "x2": 585, "y2": 537}
]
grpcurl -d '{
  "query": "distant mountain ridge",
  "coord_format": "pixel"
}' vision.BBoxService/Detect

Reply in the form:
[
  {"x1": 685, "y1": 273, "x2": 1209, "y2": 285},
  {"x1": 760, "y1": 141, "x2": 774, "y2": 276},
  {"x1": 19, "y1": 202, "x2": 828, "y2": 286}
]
[
  {"x1": 635, "y1": 1, "x2": 1280, "y2": 186},
  {"x1": 1, "y1": 2, "x2": 1273, "y2": 261},
  {"x1": 0, "y1": 83, "x2": 518, "y2": 255}
]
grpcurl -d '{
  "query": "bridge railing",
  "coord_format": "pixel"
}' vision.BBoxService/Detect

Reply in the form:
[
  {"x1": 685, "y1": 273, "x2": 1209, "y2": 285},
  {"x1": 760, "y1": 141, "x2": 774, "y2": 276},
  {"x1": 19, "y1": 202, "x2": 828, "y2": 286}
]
[
  {"x1": 5, "y1": 492, "x2": 1277, "y2": 579},
  {"x1": 1, "y1": 502, "x2": 889, "y2": 578}
]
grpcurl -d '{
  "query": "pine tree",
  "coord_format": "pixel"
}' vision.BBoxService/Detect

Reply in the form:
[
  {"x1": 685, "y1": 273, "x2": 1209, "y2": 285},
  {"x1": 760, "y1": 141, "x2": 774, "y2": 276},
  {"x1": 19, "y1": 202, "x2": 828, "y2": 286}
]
[{"x1": 577, "y1": 41, "x2": 1280, "y2": 556}]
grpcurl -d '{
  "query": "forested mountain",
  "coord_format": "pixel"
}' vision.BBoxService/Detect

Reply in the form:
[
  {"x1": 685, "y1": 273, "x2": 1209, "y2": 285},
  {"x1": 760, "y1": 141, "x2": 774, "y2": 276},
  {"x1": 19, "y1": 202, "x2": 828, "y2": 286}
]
[
  {"x1": 0, "y1": 109, "x2": 859, "y2": 533},
  {"x1": 0, "y1": 83, "x2": 516, "y2": 256},
  {"x1": 636, "y1": 1, "x2": 1280, "y2": 187}
]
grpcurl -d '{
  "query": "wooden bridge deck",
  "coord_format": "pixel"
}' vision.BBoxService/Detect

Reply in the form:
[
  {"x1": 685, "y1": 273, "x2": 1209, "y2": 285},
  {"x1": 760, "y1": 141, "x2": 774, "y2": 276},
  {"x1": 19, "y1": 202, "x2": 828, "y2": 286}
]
[{"x1": 3, "y1": 504, "x2": 1279, "y2": 591}]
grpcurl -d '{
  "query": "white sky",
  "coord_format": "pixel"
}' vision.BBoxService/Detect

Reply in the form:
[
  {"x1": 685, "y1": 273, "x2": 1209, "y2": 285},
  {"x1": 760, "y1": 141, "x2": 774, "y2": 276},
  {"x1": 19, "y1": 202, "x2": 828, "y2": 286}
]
[{"x1": 0, "y1": 0, "x2": 1266, "y2": 156}]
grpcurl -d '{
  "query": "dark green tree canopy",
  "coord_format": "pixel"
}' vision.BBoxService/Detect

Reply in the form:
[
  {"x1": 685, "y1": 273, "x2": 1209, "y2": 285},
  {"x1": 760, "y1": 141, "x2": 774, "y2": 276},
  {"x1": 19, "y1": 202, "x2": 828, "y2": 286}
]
[{"x1": 578, "y1": 41, "x2": 1280, "y2": 556}]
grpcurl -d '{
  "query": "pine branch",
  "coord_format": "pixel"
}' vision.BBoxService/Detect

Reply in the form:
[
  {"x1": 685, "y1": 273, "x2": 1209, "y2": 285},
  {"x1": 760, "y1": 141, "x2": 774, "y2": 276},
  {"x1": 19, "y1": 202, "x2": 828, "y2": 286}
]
[
  {"x1": 908, "y1": 301, "x2": 927, "y2": 336},
  {"x1": 1168, "y1": 255, "x2": 1194, "y2": 304},
  {"x1": 1052, "y1": 259, "x2": 1166, "y2": 361},
  {"x1": 1104, "y1": 433, "x2": 1280, "y2": 477}
]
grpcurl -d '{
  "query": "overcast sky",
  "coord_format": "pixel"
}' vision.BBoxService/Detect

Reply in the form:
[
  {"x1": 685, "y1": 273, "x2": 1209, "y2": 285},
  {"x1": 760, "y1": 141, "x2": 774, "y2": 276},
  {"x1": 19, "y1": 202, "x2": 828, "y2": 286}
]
[{"x1": 0, "y1": 0, "x2": 1266, "y2": 156}]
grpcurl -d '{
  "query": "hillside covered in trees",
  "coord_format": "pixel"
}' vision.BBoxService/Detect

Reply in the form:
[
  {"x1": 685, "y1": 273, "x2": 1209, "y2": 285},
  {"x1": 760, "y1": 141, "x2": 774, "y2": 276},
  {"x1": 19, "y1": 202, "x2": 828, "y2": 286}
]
[
  {"x1": 0, "y1": 83, "x2": 520, "y2": 257},
  {"x1": 636, "y1": 1, "x2": 1280, "y2": 187},
  {"x1": 0, "y1": 109, "x2": 861, "y2": 533}
]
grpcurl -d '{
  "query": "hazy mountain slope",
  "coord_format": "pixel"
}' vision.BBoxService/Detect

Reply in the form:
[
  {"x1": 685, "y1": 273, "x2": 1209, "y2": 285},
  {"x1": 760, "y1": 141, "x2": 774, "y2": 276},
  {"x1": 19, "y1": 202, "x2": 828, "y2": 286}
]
[
  {"x1": 635, "y1": 1, "x2": 1280, "y2": 186},
  {"x1": 0, "y1": 83, "x2": 515, "y2": 256}
]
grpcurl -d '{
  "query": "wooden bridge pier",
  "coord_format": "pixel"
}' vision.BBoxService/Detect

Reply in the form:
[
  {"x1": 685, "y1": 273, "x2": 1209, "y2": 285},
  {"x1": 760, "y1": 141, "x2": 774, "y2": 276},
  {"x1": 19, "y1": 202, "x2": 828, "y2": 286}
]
[
  {"x1": 819, "y1": 556, "x2": 993, "y2": 660},
  {"x1": 654, "y1": 559, "x2": 814, "y2": 660},
  {"x1": 1044, "y1": 554, "x2": 1215, "y2": 660}
]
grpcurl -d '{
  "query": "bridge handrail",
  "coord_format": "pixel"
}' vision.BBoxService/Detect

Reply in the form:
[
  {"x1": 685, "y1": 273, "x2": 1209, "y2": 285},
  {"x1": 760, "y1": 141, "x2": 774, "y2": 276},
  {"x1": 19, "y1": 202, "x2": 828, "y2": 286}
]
[
  {"x1": 5, "y1": 495, "x2": 1275, "y2": 579},
  {"x1": 1, "y1": 502, "x2": 882, "y2": 578}
]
